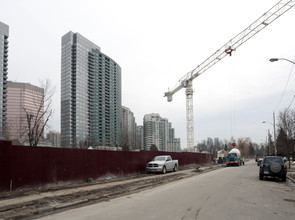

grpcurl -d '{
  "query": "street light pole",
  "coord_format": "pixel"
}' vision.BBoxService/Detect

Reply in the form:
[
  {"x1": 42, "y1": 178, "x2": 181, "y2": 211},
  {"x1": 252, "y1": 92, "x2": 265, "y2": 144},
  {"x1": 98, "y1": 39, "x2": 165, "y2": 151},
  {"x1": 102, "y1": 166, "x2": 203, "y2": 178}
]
[
  {"x1": 268, "y1": 57, "x2": 294, "y2": 155},
  {"x1": 262, "y1": 118, "x2": 277, "y2": 156},
  {"x1": 269, "y1": 58, "x2": 295, "y2": 64},
  {"x1": 268, "y1": 129, "x2": 270, "y2": 155}
]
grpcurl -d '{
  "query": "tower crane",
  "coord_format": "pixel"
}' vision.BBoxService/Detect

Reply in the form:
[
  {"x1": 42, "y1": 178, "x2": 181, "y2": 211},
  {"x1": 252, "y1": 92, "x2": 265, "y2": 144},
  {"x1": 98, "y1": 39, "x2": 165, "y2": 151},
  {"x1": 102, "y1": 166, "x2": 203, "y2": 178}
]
[{"x1": 164, "y1": 0, "x2": 295, "y2": 149}]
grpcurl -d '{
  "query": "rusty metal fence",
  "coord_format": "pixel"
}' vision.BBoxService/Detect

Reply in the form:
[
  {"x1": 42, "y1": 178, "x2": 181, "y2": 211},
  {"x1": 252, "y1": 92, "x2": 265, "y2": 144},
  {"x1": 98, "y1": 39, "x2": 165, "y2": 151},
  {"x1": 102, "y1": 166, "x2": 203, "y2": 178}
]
[{"x1": 0, "y1": 141, "x2": 213, "y2": 191}]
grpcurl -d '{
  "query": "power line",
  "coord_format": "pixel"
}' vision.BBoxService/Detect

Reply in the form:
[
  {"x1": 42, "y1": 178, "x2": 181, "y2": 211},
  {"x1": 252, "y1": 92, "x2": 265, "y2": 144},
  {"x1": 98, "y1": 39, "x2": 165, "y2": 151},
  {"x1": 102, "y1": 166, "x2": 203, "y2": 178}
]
[
  {"x1": 274, "y1": 60, "x2": 295, "y2": 111},
  {"x1": 286, "y1": 95, "x2": 295, "y2": 111}
]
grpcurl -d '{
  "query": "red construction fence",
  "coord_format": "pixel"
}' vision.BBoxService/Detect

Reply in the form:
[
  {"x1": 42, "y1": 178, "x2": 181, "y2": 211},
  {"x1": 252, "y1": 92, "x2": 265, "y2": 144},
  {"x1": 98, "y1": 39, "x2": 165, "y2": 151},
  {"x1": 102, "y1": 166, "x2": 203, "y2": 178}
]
[{"x1": 0, "y1": 140, "x2": 213, "y2": 191}]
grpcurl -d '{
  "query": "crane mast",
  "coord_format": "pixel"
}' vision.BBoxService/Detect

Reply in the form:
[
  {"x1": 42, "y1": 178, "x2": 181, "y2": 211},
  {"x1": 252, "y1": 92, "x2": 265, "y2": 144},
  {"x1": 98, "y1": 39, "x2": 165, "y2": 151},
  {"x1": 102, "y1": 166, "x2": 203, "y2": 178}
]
[
  {"x1": 185, "y1": 81, "x2": 194, "y2": 150},
  {"x1": 164, "y1": 0, "x2": 295, "y2": 149}
]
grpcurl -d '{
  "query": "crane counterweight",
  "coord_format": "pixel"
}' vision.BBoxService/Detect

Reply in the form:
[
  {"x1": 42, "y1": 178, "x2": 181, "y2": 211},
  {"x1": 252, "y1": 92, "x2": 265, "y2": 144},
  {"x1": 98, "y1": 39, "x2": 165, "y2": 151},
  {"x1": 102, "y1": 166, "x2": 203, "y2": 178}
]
[{"x1": 166, "y1": 94, "x2": 173, "y2": 102}]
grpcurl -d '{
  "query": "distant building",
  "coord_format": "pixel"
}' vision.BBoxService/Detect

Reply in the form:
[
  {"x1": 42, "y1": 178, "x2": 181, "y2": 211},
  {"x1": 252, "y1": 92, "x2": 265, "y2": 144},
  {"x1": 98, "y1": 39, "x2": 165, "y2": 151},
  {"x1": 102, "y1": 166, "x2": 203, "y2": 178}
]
[
  {"x1": 207, "y1": 137, "x2": 213, "y2": 147},
  {"x1": 169, "y1": 138, "x2": 181, "y2": 152},
  {"x1": 217, "y1": 149, "x2": 227, "y2": 158},
  {"x1": 214, "y1": 137, "x2": 220, "y2": 147},
  {"x1": 167, "y1": 123, "x2": 182, "y2": 152},
  {"x1": 143, "y1": 113, "x2": 180, "y2": 152},
  {"x1": 0, "y1": 21, "x2": 9, "y2": 139},
  {"x1": 136, "y1": 125, "x2": 144, "y2": 150},
  {"x1": 144, "y1": 113, "x2": 162, "y2": 151},
  {"x1": 6, "y1": 82, "x2": 44, "y2": 142},
  {"x1": 122, "y1": 106, "x2": 136, "y2": 150},
  {"x1": 161, "y1": 117, "x2": 169, "y2": 152},
  {"x1": 174, "y1": 138, "x2": 181, "y2": 152},
  {"x1": 61, "y1": 32, "x2": 122, "y2": 148},
  {"x1": 46, "y1": 131, "x2": 61, "y2": 147}
]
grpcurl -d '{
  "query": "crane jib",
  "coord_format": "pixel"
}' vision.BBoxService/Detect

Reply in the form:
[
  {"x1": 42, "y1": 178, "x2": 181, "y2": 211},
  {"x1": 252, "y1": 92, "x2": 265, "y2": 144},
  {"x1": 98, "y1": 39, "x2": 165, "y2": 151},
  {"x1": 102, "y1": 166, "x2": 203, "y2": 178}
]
[
  {"x1": 164, "y1": 0, "x2": 295, "y2": 99},
  {"x1": 163, "y1": 0, "x2": 295, "y2": 149}
]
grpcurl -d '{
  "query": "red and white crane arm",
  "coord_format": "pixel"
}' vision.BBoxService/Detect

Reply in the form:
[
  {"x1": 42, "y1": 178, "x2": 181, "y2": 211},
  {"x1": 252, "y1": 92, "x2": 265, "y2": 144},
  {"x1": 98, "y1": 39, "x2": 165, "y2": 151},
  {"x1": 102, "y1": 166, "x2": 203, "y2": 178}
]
[{"x1": 164, "y1": 0, "x2": 295, "y2": 101}]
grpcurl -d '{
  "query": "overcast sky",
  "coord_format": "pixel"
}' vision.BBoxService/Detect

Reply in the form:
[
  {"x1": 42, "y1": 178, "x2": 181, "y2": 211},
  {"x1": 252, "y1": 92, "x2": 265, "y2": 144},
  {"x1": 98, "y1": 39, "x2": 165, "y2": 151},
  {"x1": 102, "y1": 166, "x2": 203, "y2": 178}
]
[{"x1": 1, "y1": 0, "x2": 295, "y2": 148}]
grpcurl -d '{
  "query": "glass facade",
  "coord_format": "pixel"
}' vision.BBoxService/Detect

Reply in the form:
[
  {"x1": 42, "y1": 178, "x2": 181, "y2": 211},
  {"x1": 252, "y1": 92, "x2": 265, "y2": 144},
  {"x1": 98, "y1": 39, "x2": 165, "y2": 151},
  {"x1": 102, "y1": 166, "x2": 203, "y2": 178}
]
[
  {"x1": 121, "y1": 106, "x2": 136, "y2": 149},
  {"x1": 88, "y1": 49, "x2": 122, "y2": 147},
  {"x1": 61, "y1": 32, "x2": 121, "y2": 148},
  {"x1": 0, "y1": 21, "x2": 8, "y2": 139},
  {"x1": 143, "y1": 113, "x2": 180, "y2": 152}
]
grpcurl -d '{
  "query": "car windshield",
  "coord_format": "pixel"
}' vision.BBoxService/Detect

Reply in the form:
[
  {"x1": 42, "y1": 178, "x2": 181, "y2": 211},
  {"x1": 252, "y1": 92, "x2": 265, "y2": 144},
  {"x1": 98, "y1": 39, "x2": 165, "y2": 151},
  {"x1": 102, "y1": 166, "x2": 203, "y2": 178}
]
[
  {"x1": 153, "y1": 156, "x2": 166, "y2": 161},
  {"x1": 264, "y1": 157, "x2": 282, "y2": 164}
]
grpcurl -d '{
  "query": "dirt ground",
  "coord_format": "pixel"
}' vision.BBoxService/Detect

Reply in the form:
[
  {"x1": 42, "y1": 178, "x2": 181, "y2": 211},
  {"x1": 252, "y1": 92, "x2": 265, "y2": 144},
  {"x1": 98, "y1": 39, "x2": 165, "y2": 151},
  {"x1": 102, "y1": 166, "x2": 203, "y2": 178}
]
[
  {"x1": 0, "y1": 164, "x2": 222, "y2": 219},
  {"x1": 1, "y1": 162, "x2": 294, "y2": 220}
]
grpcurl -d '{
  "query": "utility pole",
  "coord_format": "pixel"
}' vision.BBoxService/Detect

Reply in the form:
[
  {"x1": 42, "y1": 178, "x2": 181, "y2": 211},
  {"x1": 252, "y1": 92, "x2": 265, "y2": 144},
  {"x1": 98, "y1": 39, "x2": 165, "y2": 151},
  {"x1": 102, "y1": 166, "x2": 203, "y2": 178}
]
[
  {"x1": 273, "y1": 111, "x2": 277, "y2": 156},
  {"x1": 268, "y1": 129, "x2": 271, "y2": 155}
]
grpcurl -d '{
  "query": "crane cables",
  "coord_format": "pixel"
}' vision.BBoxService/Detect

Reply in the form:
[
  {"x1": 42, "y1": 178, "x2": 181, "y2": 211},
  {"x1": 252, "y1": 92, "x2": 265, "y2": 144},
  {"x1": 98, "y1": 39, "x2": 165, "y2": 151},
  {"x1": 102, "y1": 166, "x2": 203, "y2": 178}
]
[{"x1": 227, "y1": 60, "x2": 237, "y2": 141}]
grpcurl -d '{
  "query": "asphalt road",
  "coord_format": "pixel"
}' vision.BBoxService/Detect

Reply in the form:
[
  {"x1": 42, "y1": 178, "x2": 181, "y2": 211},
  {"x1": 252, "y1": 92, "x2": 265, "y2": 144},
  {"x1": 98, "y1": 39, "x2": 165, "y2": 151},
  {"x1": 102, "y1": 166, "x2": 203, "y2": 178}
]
[{"x1": 39, "y1": 161, "x2": 295, "y2": 220}]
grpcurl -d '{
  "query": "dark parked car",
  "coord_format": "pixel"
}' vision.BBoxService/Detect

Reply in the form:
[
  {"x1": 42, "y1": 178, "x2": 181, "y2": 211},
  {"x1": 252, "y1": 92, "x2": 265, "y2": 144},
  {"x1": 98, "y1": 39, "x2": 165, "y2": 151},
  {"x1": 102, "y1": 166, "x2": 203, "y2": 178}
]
[{"x1": 259, "y1": 156, "x2": 287, "y2": 181}]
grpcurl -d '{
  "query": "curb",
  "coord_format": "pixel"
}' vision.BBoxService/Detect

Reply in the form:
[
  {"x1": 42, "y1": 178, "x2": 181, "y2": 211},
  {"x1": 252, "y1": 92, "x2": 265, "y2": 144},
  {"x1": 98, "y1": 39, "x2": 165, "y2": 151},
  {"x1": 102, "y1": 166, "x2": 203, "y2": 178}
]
[{"x1": 287, "y1": 174, "x2": 295, "y2": 184}]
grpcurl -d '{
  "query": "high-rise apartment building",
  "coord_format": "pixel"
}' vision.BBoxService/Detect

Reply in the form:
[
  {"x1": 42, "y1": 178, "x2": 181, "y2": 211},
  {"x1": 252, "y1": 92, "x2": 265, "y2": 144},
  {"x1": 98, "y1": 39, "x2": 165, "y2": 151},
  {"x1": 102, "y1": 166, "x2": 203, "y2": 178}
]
[
  {"x1": 122, "y1": 106, "x2": 136, "y2": 150},
  {"x1": 214, "y1": 137, "x2": 220, "y2": 147},
  {"x1": 136, "y1": 125, "x2": 144, "y2": 150},
  {"x1": 143, "y1": 113, "x2": 180, "y2": 152},
  {"x1": 6, "y1": 82, "x2": 44, "y2": 142},
  {"x1": 207, "y1": 137, "x2": 213, "y2": 147},
  {"x1": 61, "y1": 32, "x2": 121, "y2": 148},
  {"x1": 166, "y1": 123, "x2": 181, "y2": 152},
  {"x1": 170, "y1": 138, "x2": 181, "y2": 152},
  {"x1": 0, "y1": 21, "x2": 9, "y2": 139},
  {"x1": 144, "y1": 113, "x2": 162, "y2": 151}
]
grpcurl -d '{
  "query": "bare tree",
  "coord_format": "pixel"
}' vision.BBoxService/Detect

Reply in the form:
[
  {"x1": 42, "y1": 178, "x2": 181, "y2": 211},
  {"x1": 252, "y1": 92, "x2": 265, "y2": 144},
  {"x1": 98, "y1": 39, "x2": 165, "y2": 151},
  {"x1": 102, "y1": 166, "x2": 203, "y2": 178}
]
[
  {"x1": 196, "y1": 140, "x2": 208, "y2": 152},
  {"x1": 277, "y1": 108, "x2": 295, "y2": 168},
  {"x1": 78, "y1": 135, "x2": 96, "y2": 149},
  {"x1": 276, "y1": 128, "x2": 288, "y2": 156},
  {"x1": 267, "y1": 132, "x2": 275, "y2": 156},
  {"x1": 122, "y1": 144, "x2": 130, "y2": 151},
  {"x1": 150, "y1": 144, "x2": 158, "y2": 151},
  {"x1": 238, "y1": 137, "x2": 251, "y2": 157},
  {"x1": 24, "y1": 79, "x2": 55, "y2": 146}
]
